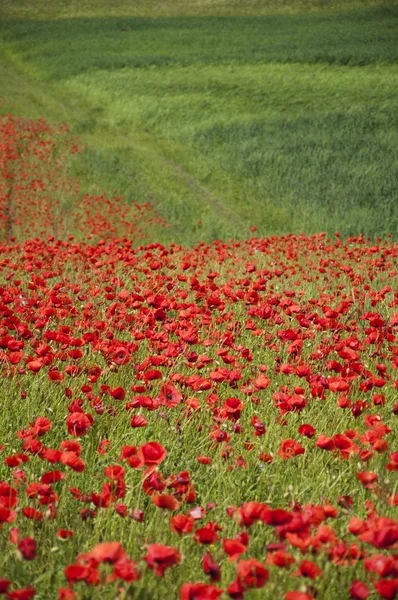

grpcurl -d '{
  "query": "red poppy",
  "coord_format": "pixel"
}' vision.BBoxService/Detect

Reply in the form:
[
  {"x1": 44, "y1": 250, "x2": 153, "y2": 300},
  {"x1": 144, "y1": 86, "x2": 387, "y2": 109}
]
[
  {"x1": 41, "y1": 470, "x2": 65, "y2": 484},
  {"x1": 22, "y1": 508, "x2": 43, "y2": 521},
  {"x1": 6, "y1": 587, "x2": 36, "y2": 600},
  {"x1": 197, "y1": 456, "x2": 211, "y2": 465},
  {"x1": 104, "y1": 465, "x2": 125, "y2": 480},
  {"x1": 350, "y1": 580, "x2": 370, "y2": 599},
  {"x1": 152, "y1": 493, "x2": 180, "y2": 511},
  {"x1": 373, "y1": 580, "x2": 398, "y2": 600},
  {"x1": 253, "y1": 374, "x2": 270, "y2": 389},
  {"x1": 293, "y1": 560, "x2": 322, "y2": 579},
  {"x1": 89, "y1": 541, "x2": 127, "y2": 564},
  {"x1": 0, "y1": 580, "x2": 11, "y2": 593},
  {"x1": 223, "y1": 539, "x2": 247, "y2": 561},
  {"x1": 56, "y1": 529, "x2": 74, "y2": 540},
  {"x1": 194, "y1": 523, "x2": 221, "y2": 545},
  {"x1": 130, "y1": 414, "x2": 148, "y2": 428},
  {"x1": 171, "y1": 514, "x2": 195, "y2": 535},
  {"x1": 202, "y1": 553, "x2": 221, "y2": 582},
  {"x1": 18, "y1": 537, "x2": 37, "y2": 560},
  {"x1": 66, "y1": 412, "x2": 93, "y2": 437},
  {"x1": 58, "y1": 588, "x2": 76, "y2": 600},
  {"x1": 266, "y1": 549, "x2": 295, "y2": 568},
  {"x1": 356, "y1": 471, "x2": 378, "y2": 488},
  {"x1": 113, "y1": 559, "x2": 139, "y2": 583},
  {"x1": 138, "y1": 442, "x2": 167, "y2": 466},
  {"x1": 97, "y1": 439, "x2": 110, "y2": 455},
  {"x1": 144, "y1": 544, "x2": 181, "y2": 576},
  {"x1": 61, "y1": 452, "x2": 85, "y2": 472},
  {"x1": 277, "y1": 439, "x2": 305, "y2": 460},
  {"x1": 315, "y1": 435, "x2": 335, "y2": 451},
  {"x1": 236, "y1": 559, "x2": 269, "y2": 589},
  {"x1": 180, "y1": 582, "x2": 223, "y2": 600},
  {"x1": 298, "y1": 424, "x2": 316, "y2": 438},
  {"x1": 64, "y1": 564, "x2": 91, "y2": 583}
]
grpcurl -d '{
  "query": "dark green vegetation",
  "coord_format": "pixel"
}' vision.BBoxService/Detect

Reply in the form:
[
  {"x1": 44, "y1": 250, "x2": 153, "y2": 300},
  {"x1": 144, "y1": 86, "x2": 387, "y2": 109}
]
[{"x1": 1, "y1": 2, "x2": 398, "y2": 243}]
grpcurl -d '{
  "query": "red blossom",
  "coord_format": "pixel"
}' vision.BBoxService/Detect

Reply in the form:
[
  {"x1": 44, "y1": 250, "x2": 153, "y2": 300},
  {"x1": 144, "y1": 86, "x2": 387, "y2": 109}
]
[
  {"x1": 277, "y1": 439, "x2": 305, "y2": 460},
  {"x1": 180, "y1": 582, "x2": 223, "y2": 600},
  {"x1": 236, "y1": 558, "x2": 269, "y2": 589},
  {"x1": 144, "y1": 544, "x2": 181, "y2": 575},
  {"x1": 17, "y1": 538, "x2": 37, "y2": 560},
  {"x1": 138, "y1": 442, "x2": 167, "y2": 466},
  {"x1": 350, "y1": 580, "x2": 370, "y2": 599}
]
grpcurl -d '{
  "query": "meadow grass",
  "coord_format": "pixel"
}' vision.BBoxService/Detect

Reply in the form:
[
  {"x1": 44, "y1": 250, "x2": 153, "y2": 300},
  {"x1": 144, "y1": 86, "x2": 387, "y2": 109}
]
[
  {"x1": 0, "y1": 5, "x2": 398, "y2": 597},
  {"x1": 1, "y1": 4, "x2": 398, "y2": 243},
  {"x1": 1, "y1": 0, "x2": 395, "y2": 18}
]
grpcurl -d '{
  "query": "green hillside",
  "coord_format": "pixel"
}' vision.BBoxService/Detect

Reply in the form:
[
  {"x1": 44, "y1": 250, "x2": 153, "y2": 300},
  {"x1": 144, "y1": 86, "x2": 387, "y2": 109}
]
[{"x1": 1, "y1": 2, "x2": 397, "y2": 243}]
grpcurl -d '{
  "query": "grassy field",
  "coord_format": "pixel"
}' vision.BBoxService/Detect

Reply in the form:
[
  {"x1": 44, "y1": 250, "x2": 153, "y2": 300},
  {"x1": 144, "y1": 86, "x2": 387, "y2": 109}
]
[
  {"x1": 1, "y1": 0, "x2": 395, "y2": 18},
  {"x1": 1, "y1": 3, "x2": 398, "y2": 599},
  {"x1": 1, "y1": 3, "x2": 398, "y2": 243}
]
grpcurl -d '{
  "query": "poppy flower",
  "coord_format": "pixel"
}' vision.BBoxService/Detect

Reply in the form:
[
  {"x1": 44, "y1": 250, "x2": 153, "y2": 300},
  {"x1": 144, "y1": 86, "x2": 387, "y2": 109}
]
[
  {"x1": 130, "y1": 414, "x2": 148, "y2": 428},
  {"x1": 277, "y1": 439, "x2": 305, "y2": 460},
  {"x1": 315, "y1": 435, "x2": 335, "y2": 451},
  {"x1": 266, "y1": 549, "x2": 295, "y2": 568},
  {"x1": 6, "y1": 586, "x2": 36, "y2": 600},
  {"x1": 227, "y1": 579, "x2": 245, "y2": 600},
  {"x1": 104, "y1": 465, "x2": 125, "y2": 480},
  {"x1": 130, "y1": 508, "x2": 145, "y2": 522},
  {"x1": 364, "y1": 554, "x2": 394, "y2": 577},
  {"x1": 61, "y1": 452, "x2": 85, "y2": 472},
  {"x1": 22, "y1": 508, "x2": 43, "y2": 521},
  {"x1": 262, "y1": 508, "x2": 292, "y2": 526},
  {"x1": 223, "y1": 539, "x2": 247, "y2": 561},
  {"x1": 171, "y1": 514, "x2": 195, "y2": 535},
  {"x1": 41, "y1": 470, "x2": 65, "y2": 484},
  {"x1": 293, "y1": 560, "x2": 322, "y2": 579},
  {"x1": 202, "y1": 553, "x2": 221, "y2": 582},
  {"x1": 298, "y1": 424, "x2": 316, "y2": 438},
  {"x1": 97, "y1": 439, "x2": 110, "y2": 455},
  {"x1": 138, "y1": 442, "x2": 167, "y2": 466},
  {"x1": 144, "y1": 543, "x2": 181, "y2": 576},
  {"x1": 350, "y1": 580, "x2": 370, "y2": 599},
  {"x1": 197, "y1": 456, "x2": 211, "y2": 465},
  {"x1": 64, "y1": 564, "x2": 91, "y2": 583},
  {"x1": 0, "y1": 580, "x2": 11, "y2": 593},
  {"x1": 373, "y1": 580, "x2": 398, "y2": 600},
  {"x1": 253, "y1": 374, "x2": 270, "y2": 389},
  {"x1": 113, "y1": 558, "x2": 139, "y2": 583},
  {"x1": 152, "y1": 493, "x2": 180, "y2": 511},
  {"x1": 356, "y1": 472, "x2": 378, "y2": 488},
  {"x1": 89, "y1": 541, "x2": 127, "y2": 564},
  {"x1": 56, "y1": 529, "x2": 74, "y2": 540},
  {"x1": 109, "y1": 386, "x2": 125, "y2": 400},
  {"x1": 360, "y1": 523, "x2": 398, "y2": 549},
  {"x1": 66, "y1": 413, "x2": 93, "y2": 437},
  {"x1": 18, "y1": 537, "x2": 37, "y2": 560},
  {"x1": 236, "y1": 559, "x2": 269, "y2": 589},
  {"x1": 180, "y1": 582, "x2": 223, "y2": 600},
  {"x1": 58, "y1": 588, "x2": 76, "y2": 600},
  {"x1": 194, "y1": 524, "x2": 221, "y2": 545}
]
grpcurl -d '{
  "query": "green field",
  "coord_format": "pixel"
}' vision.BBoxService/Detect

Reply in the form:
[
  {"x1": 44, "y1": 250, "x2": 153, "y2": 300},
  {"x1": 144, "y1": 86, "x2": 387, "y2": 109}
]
[
  {"x1": 1, "y1": 1, "x2": 398, "y2": 243},
  {"x1": 1, "y1": 4, "x2": 398, "y2": 599}
]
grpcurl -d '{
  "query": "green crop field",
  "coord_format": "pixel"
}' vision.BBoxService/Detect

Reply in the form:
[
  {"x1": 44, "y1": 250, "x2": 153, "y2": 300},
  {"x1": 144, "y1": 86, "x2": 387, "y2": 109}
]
[{"x1": 1, "y1": 1, "x2": 398, "y2": 244}]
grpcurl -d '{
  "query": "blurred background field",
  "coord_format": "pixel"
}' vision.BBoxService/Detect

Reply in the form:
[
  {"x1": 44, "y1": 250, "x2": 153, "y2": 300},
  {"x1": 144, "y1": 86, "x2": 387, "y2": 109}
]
[{"x1": 1, "y1": 1, "x2": 397, "y2": 244}]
